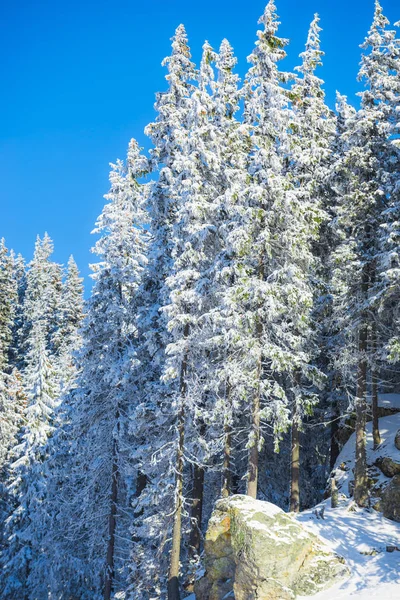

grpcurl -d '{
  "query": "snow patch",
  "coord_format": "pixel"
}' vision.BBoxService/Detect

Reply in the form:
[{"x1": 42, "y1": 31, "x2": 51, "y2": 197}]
[
  {"x1": 376, "y1": 393, "x2": 400, "y2": 410},
  {"x1": 297, "y1": 411, "x2": 400, "y2": 600}
]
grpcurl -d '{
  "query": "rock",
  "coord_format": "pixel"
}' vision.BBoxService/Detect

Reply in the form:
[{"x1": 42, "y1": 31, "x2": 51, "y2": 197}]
[
  {"x1": 381, "y1": 474, "x2": 400, "y2": 522},
  {"x1": 372, "y1": 499, "x2": 382, "y2": 512},
  {"x1": 375, "y1": 456, "x2": 400, "y2": 478},
  {"x1": 195, "y1": 495, "x2": 349, "y2": 600},
  {"x1": 395, "y1": 429, "x2": 400, "y2": 451}
]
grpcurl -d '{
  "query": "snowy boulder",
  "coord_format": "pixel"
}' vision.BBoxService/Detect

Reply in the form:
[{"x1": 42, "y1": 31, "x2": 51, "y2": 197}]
[
  {"x1": 382, "y1": 474, "x2": 400, "y2": 522},
  {"x1": 395, "y1": 429, "x2": 400, "y2": 451},
  {"x1": 195, "y1": 495, "x2": 349, "y2": 600}
]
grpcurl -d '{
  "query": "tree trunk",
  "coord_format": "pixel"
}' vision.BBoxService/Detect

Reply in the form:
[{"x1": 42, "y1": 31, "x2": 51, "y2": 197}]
[
  {"x1": 167, "y1": 400, "x2": 184, "y2": 600},
  {"x1": 290, "y1": 417, "x2": 300, "y2": 512},
  {"x1": 331, "y1": 476, "x2": 339, "y2": 508},
  {"x1": 189, "y1": 463, "x2": 204, "y2": 557},
  {"x1": 330, "y1": 394, "x2": 340, "y2": 471},
  {"x1": 221, "y1": 381, "x2": 232, "y2": 498},
  {"x1": 231, "y1": 471, "x2": 240, "y2": 495},
  {"x1": 24, "y1": 554, "x2": 31, "y2": 600},
  {"x1": 189, "y1": 395, "x2": 207, "y2": 557},
  {"x1": 247, "y1": 373, "x2": 261, "y2": 498},
  {"x1": 104, "y1": 284, "x2": 124, "y2": 600},
  {"x1": 371, "y1": 325, "x2": 381, "y2": 450},
  {"x1": 354, "y1": 267, "x2": 369, "y2": 508},
  {"x1": 290, "y1": 372, "x2": 301, "y2": 513},
  {"x1": 135, "y1": 471, "x2": 148, "y2": 498},
  {"x1": 168, "y1": 323, "x2": 189, "y2": 600},
  {"x1": 247, "y1": 252, "x2": 263, "y2": 500},
  {"x1": 104, "y1": 431, "x2": 119, "y2": 600}
]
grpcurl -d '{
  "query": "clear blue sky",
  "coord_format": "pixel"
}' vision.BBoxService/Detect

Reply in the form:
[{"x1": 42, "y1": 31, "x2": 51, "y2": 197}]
[{"x1": 1, "y1": 0, "x2": 398, "y2": 292}]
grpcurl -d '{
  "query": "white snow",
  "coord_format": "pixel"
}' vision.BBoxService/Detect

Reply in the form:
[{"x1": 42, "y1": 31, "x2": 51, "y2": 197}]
[
  {"x1": 297, "y1": 499, "x2": 400, "y2": 599},
  {"x1": 228, "y1": 494, "x2": 283, "y2": 517},
  {"x1": 376, "y1": 393, "x2": 400, "y2": 410},
  {"x1": 297, "y1": 410, "x2": 400, "y2": 600},
  {"x1": 334, "y1": 412, "x2": 400, "y2": 497}
]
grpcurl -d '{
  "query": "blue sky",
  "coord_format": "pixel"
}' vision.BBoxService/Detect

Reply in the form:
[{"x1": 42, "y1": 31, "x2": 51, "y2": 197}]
[{"x1": 1, "y1": 0, "x2": 398, "y2": 292}]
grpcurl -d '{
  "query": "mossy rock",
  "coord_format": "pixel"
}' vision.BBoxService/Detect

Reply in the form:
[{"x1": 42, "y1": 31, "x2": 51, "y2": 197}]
[
  {"x1": 195, "y1": 495, "x2": 350, "y2": 600},
  {"x1": 375, "y1": 457, "x2": 400, "y2": 478}
]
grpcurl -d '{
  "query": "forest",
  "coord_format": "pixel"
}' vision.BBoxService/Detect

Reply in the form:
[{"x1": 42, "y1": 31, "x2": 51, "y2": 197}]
[{"x1": 0, "y1": 1, "x2": 400, "y2": 598}]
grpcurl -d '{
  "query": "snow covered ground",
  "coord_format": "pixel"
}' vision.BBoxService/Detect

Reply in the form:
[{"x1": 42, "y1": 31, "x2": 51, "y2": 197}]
[
  {"x1": 297, "y1": 408, "x2": 400, "y2": 600},
  {"x1": 371, "y1": 392, "x2": 400, "y2": 410},
  {"x1": 297, "y1": 499, "x2": 400, "y2": 599}
]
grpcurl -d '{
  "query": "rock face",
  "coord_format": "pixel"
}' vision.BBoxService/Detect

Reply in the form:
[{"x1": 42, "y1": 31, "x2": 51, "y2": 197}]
[
  {"x1": 195, "y1": 495, "x2": 349, "y2": 600},
  {"x1": 375, "y1": 456, "x2": 400, "y2": 478},
  {"x1": 382, "y1": 474, "x2": 400, "y2": 522}
]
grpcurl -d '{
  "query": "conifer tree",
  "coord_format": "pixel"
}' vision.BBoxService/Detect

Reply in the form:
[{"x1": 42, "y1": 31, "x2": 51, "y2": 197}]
[
  {"x1": 211, "y1": 38, "x2": 250, "y2": 500},
  {"x1": 20, "y1": 234, "x2": 63, "y2": 363},
  {"x1": 55, "y1": 255, "x2": 84, "y2": 393},
  {"x1": 0, "y1": 240, "x2": 17, "y2": 374},
  {"x1": 0, "y1": 241, "x2": 26, "y2": 548},
  {"x1": 3, "y1": 4, "x2": 400, "y2": 596},
  {"x1": 359, "y1": 1, "x2": 400, "y2": 451},
  {"x1": 241, "y1": 0, "x2": 292, "y2": 500},
  {"x1": 0, "y1": 241, "x2": 20, "y2": 470},
  {"x1": 0, "y1": 235, "x2": 63, "y2": 597},
  {"x1": 127, "y1": 26, "x2": 195, "y2": 600},
  {"x1": 161, "y1": 39, "x2": 231, "y2": 589},
  {"x1": 287, "y1": 13, "x2": 334, "y2": 512},
  {"x1": 331, "y1": 1, "x2": 400, "y2": 505},
  {"x1": 9, "y1": 253, "x2": 27, "y2": 372},
  {"x1": 1, "y1": 319, "x2": 58, "y2": 599},
  {"x1": 221, "y1": 1, "x2": 322, "y2": 503},
  {"x1": 367, "y1": 6, "x2": 400, "y2": 405},
  {"x1": 323, "y1": 92, "x2": 357, "y2": 471},
  {"x1": 45, "y1": 140, "x2": 149, "y2": 600}
]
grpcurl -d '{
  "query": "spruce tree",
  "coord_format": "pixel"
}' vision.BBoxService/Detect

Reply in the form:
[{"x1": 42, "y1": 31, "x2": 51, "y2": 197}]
[
  {"x1": 46, "y1": 140, "x2": 149, "y2": 600},
  {"x1": 0, "y1": 241, "x2": 26, "y2": 555},
  {"x1": 55, "y1": 255, "x2": 84, "y2": 393},
  {"x1": 0, "y1": 240, "x2": 17, "y2": 374},
  {"x1": 1, "y1": 319, "x2": 58, "y2": 599},
  {"x1": 220, "y1": 1, "x2": 322, "y2": 502},
  {"x1": 127, "y1": 26, "x2": 195, "y2": 600},
  {"x1": 331, "y1": 1, "x2": 400, "y2": 505},
  {"x1": 287, "y1": 13, "x2": 334, "y2": 512},
  {"x1": 211, "y1": 38, "x2": 250, "y2": 500},
  {"x1": 0, "y1": 240, "x2": 19, "y2": 471}
]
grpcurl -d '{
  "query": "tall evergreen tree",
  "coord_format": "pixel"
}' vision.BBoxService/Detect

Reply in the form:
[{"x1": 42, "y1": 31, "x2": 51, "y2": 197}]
[
  {"x1": 0, "y1": 235, "x2": 63, "y2": 598},
  {"x1": 55, "y1": 255, "x2": 84, "y2": 393},
  {"x1": 20, "y1": 234, "x2": 63, "y2": 363},
  {"x1": 210, "y1": 38, "x2": 250, "y2": 500},
  {"x1": 219, "y1": 1, "x2": 322, "y2": 503},
  {"x1": 287, "y1": 13, "x2": 334, "y2": 512},
  {"x1": 0, "y1": 241, "x2": 26, "y2": 553},
  {"x1": 331, "y1": 1, "x2": 400, "y2": 505},
  {"x1": 45, "y1": 140, "x2": 149, "y2": 600},
  {"x1": 9, "y1": 253, "x2": 27, "y2": 372},
  {"x1": 0, "y1": 240, "x2": 17, "y2": 374},
  {"x1": 0, "y1": 241, "x2": 19, "y2": 471},
  {"x1": 128, "y1": 25, "x2": 196, "y2": 600},
  {"x1": 1, "y1": 320, "x2": 59, "y2": 599}
]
